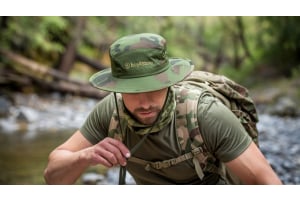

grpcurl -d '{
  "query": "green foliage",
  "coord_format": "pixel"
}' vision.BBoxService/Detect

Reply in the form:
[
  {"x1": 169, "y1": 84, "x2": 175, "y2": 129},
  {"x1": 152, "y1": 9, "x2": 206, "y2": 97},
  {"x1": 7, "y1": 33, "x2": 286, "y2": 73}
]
[
  {"x1": 218, "y1": 59, "x2": 256, "y2": 86},
  {"x1": 291, "y1": 65, "x2": 300, "y2": 78},
  {"x1": 0, "y1": 16, "x2": 70, "y2": 64},
  {"x1": 2, "y1": 16, "x2": 300, "y2": 81},
  {"x1": 254, "y1": 17, "x2": 300, "y2": 77}
]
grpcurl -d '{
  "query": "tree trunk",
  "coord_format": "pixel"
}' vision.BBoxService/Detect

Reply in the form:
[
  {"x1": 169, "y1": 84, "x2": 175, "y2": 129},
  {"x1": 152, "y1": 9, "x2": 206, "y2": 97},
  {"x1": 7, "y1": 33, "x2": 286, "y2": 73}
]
[
  {"x1": 57, "y1": 16, "x2": 86, "y2": 74},
  {"x1": 236, "y1": 16, "x2": 253, "y2": 60},
  {"x1": 0, "y1": 49, "x2": 108, "y2": 99},
  {"x1": 75, "y1": 53, "x2": 108, "y2": 71}
]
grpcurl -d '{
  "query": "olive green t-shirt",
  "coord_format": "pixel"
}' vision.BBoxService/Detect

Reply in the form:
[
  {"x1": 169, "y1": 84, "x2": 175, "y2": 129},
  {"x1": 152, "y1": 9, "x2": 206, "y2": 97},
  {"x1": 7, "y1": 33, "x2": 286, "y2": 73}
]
[{"x1": 80, "y1": 90, "x2": 252, "y2": 184}]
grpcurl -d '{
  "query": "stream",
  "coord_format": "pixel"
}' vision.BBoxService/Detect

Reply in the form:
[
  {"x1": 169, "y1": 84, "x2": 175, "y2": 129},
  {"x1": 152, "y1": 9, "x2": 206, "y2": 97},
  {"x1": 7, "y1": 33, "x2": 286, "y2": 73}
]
[{"x1": 0, "y1": 93, "x2": 299, "y2": 185}]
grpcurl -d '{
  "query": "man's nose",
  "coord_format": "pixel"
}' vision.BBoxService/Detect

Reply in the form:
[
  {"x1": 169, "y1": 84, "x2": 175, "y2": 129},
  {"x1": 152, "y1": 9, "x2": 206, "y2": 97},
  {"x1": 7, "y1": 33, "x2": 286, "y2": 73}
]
[{"x1": 136, "y1": 93, "x2": 152, "y2": 109}]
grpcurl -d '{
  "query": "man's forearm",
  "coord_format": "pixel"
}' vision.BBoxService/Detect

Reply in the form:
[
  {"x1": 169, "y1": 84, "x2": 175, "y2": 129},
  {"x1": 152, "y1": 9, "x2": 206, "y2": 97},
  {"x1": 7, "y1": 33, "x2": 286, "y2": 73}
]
[{"x1": 44, "y1": 150, "x2": 89, "y2": 184}]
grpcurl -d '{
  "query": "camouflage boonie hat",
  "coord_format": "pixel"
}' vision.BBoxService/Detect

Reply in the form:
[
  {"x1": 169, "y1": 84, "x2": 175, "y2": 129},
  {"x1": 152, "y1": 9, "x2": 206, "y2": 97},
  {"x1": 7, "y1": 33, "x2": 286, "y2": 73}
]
[{"x1": 89, "y1": 33, "x2": 194, "y2": 93}]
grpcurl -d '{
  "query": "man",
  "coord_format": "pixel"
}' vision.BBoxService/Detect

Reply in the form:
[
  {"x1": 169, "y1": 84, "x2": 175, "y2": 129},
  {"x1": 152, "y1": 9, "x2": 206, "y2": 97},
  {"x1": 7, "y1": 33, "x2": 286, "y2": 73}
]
[{"x1": 44, "y1": 33, "x2": 282, "y2": 185}]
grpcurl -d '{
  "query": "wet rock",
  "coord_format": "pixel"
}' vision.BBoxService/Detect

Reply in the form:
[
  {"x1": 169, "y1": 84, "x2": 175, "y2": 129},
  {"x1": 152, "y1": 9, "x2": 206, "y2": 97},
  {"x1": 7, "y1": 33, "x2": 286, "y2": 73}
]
[
  {"x1": 16, "y1": 106, "x2": 39, "y2": 123},
  {"x1": 0, "y1": 118, "x2": 19, "y2": 132},
  {"x1": 258, "y1": 114, "x2": 300, "y2": 184},
  {"x1": 0, "y1": 93, "x2": 98, "y2": 133},
  {"x1": 0, "y1": 96, "x2": 12, "y2": 118},
  {"x1": 270, "y1": 97, "x2": 299, "y2": 117}
]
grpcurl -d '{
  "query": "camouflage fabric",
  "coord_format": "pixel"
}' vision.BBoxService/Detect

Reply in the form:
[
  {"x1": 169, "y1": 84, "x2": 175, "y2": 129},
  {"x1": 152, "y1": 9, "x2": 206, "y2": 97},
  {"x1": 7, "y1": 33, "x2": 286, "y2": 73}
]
[
  {"x1": 178, "y1": 71, "x2": 259, "y2": 145},
  {"x1": 89, "y1": 33, "x2": 194, "y2": 93},
  {"x1": 108, "y1": 70, "x2": 259, "y2": 184}
]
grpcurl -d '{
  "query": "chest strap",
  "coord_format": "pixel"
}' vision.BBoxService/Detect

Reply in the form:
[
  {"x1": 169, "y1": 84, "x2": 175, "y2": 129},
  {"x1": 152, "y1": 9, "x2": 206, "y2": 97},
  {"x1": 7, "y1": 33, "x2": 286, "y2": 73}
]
[{"x1": 128, "y1": 146, "x2": 205, "y2": 179}]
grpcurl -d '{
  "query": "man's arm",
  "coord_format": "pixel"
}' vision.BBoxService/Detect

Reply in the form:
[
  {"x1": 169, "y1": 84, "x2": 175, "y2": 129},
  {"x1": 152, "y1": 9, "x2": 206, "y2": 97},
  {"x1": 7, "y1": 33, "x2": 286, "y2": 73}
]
[
  {"x1": 43, "y1": 130, "x2": 130, "y2": 184},
  {"x1": 225, "y1": 141, "x2": 282, "y2": 184}
]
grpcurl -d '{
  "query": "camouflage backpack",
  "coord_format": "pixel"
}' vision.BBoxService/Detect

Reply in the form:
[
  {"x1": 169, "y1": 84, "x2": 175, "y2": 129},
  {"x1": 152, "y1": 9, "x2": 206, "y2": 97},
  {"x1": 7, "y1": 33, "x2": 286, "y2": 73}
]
[
  {"x1": 172, "y1": 70, "x2": 259, "y2": 183},
  {"x1": 109, "y1": 70, "x2": 259, "y2": 184}
]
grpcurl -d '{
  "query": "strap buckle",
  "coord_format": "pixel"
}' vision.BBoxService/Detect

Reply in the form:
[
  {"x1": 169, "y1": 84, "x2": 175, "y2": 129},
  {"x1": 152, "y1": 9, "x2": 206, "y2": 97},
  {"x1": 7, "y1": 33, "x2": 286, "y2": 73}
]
[{"x1": 191, "y1": 147, "x2": 203, "y2": 155}]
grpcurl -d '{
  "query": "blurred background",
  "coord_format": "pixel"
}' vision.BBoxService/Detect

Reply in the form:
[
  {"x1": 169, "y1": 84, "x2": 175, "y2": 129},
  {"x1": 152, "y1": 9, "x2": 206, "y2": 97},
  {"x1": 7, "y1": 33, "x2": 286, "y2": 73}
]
[{"x1": 0, "y1": 16, "x2": 300, "y2": 185}]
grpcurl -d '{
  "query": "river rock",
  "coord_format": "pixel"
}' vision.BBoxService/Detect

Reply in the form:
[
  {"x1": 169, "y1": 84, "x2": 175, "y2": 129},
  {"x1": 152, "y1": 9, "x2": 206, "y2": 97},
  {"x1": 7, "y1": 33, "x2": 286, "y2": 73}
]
[
  {"x1": 270, "y1": 96, "x2": 299, "y2": 117},
  {"x1": 16, "y1": 106, "x2": 39, "y2": 123},
  {"x1": 0, "y1": 96, "x2": 12, "y2": 118}
]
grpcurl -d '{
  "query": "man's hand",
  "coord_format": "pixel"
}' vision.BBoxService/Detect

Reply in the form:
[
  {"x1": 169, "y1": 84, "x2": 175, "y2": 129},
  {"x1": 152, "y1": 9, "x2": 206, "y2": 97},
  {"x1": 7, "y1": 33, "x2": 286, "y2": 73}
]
[
  {"x1": 82, "y1": 137, "x2": 131, "y2": 168},
  {"x1": 44, "y1": 131, "x2": 131, "y2": 184}
]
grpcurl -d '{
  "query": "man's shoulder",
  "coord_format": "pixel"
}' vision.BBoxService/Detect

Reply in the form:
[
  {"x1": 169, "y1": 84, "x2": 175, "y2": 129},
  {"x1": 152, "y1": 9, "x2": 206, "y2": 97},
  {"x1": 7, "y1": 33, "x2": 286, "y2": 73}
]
[
  {"x1": 173, "y1": 84, "x2": 219, "y2": 110},
  {"x1": 91, "y1": 93, "x2": 116, "y2": 118},
  {"x1": 97, "y1": 93, "x2": 115, "y2": 107},
  {"x1": 173, "y1": 84, "x2": 232, "y2": 131}
]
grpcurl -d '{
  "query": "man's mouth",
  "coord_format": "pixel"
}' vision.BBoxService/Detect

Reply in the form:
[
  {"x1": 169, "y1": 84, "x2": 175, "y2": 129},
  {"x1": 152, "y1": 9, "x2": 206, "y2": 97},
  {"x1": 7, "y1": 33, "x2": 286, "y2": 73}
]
[{"x1": 138, "y1": 110, "x2": 155, "y2": 117}]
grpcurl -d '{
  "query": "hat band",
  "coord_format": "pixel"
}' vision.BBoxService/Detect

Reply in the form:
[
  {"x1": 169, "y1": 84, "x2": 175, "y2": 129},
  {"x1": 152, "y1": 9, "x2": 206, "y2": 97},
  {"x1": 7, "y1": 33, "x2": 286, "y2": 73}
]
[{"x1": 112, "y1": 59, "x2": 169, "y2": 79}]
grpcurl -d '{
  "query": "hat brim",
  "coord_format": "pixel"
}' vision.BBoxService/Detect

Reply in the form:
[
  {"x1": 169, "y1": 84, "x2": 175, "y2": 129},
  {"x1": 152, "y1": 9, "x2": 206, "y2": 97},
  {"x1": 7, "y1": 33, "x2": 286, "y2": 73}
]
[{"x1": 89, "y1": 58, "x2": 194, "y2": 93}]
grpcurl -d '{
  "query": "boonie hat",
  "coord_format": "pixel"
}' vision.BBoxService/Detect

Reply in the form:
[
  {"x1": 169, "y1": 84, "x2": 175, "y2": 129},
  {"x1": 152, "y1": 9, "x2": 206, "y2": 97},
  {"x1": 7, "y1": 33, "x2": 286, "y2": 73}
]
[{"x1": 89, "y1": 33, "x2": 194, "y2": 93}]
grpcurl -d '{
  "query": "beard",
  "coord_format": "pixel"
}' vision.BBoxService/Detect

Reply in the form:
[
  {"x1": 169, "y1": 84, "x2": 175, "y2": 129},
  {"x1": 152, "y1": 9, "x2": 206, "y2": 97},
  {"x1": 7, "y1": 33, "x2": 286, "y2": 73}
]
[{"x1": 132, "y1": 106, "x2": 161, "y2": 125}]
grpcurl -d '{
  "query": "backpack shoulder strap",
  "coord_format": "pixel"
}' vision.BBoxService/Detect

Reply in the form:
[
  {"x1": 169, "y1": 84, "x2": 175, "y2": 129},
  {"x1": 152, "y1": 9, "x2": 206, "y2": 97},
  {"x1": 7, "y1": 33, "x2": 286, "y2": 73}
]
[
  {"x1": 173, "y1": 83, "x2": 220, "y2": 179},
  {"x1": 173, "y1": 84, "x2": 205, "y2": 179},
  {"x1": 108, "y1": 93, "x2": 126, "y2": 141}
]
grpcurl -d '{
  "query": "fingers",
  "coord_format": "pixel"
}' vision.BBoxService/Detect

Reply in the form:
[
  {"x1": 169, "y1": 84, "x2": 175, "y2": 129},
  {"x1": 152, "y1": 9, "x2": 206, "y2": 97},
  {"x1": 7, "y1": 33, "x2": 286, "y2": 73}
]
[
  {"x1": 92, "y1": 137, "x2": 130, "y2": 167},
  {"x1": 105, "y1": 137, "x2": 131, "y2": 158}
]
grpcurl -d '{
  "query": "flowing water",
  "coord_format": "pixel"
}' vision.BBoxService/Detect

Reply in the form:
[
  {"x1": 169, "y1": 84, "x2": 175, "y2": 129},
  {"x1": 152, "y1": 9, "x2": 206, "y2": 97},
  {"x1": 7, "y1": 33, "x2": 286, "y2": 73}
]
[{"x1": 0, "y1": 129, "x2": 74, "y2": 184}]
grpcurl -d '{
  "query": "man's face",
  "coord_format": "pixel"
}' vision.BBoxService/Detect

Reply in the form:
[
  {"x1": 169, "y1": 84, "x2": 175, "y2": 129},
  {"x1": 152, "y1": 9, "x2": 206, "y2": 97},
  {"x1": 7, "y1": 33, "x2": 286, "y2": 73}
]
[{"x1": 121, "y1": 88, "x2": 168, "y2": 125}]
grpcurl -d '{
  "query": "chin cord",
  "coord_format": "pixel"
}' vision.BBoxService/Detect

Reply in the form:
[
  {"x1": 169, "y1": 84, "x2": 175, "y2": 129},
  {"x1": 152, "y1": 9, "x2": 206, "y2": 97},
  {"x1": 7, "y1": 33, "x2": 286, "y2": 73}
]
[{"x1": 113, "y1": 92, "x2": 127, "y2": 185}]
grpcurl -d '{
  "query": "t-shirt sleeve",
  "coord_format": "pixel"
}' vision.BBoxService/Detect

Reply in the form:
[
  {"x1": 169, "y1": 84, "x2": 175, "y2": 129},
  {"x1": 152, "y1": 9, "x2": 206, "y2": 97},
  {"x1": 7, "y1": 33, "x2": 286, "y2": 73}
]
[
  {"x1": 197, "y1": 94, "x2": 252, "y2": 162},
  {"x1": 79, "y1": 93, "x2": 115, "y2": 145}
]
